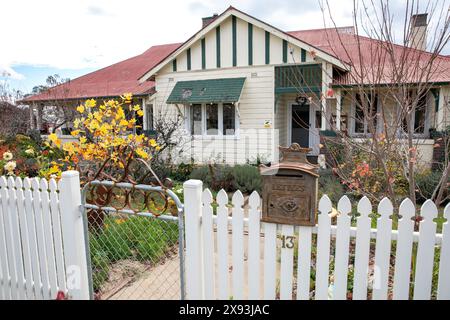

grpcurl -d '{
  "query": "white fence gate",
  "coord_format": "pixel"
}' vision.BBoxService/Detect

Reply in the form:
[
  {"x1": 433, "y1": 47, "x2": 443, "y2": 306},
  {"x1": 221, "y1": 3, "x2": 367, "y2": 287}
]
[
  {"x1": 183, "y1": 180, "x2": 450, "y2": 300},
  {"x1": 0, "y1": 171, "x2": 90, "y2": 300}
]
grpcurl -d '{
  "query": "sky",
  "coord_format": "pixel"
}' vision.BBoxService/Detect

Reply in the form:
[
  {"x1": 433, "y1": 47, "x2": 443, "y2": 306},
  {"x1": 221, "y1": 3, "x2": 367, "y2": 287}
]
[{"x1": 1, "y1": 0, "x2": 449, "y2": 94}]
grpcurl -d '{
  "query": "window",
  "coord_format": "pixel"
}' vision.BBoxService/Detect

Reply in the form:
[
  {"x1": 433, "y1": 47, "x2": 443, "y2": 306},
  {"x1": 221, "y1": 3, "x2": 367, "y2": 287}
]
[
  {"x1": 223, "y1": 103, "x2": 236, "y2": 135},
  {"x1": 353, "y1": 93, "x2": 378, "y2": 135},
  {"x1": 206, "y1": 104, "x2": 219, "y2": 135},
  {"x1": 402, "y1": 91, "x2": 428, "y2": 135},
  {"x1": 315, "y1": 110, "x2": 322, "y2": 129},
  {"x1": 145, "y1": 104, "x2": 153, "y2": 131},
  {"x1": 188, "y1": 103, "x2": 238, "y2": 137},
  {"x1": 190, "y1": 104, "x2": 202, "y2": 135}
]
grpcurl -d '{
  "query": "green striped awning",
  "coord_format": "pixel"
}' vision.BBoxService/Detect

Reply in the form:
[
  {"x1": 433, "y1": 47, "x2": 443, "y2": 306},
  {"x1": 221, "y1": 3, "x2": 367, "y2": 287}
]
[{"x1": 166, "y1": 77, "x2": 246, "y2": 104}]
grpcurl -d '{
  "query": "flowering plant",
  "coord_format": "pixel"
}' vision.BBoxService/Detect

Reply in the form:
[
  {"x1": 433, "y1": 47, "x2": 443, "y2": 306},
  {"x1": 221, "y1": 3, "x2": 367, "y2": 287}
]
[
  {"x1": 0, "y1": 150, "x2": 16, "y2": 176},
  {"x1": 47, "y1": 93, "x2": 160, "y2": 184}
]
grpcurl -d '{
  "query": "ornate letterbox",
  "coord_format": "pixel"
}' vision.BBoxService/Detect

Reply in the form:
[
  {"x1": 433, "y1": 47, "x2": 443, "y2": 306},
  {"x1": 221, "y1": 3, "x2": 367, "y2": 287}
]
[{"x1": 259, "y1": 143, "x2": 319, "y2": 226}]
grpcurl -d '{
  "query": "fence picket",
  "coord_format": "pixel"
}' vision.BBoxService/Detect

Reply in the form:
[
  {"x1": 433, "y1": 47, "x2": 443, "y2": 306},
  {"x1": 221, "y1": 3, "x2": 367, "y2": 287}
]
[
  {"x1": 263, "y1": 222, "x2": 277, "y2": 299},
  {"x1": 372, "y1": 198, "x2": 393, "y2": 300},
  {"x1": 392, "y1": 198, "x2": 415, "y2": 300},
  {"x1": 216, "y1": 190, "x2": 229, "y2": 300},
  {"x1": 248, "y1": 191, "x2": 261, "y2": 300},
  {"x1": 413, "y1": 200, "x2": 438, "y2": 300},
  {"x1": 231, "y1": 191, "x2": 244, "y2": 300},
  {"x1": 297, "y1": 226, "x2": 312, "y2": 300},
  {"x1": 8, "y1": 177, "x2": 26, "y2": 300},
  {"x1": 0, "y1": 177, "x2": 10, "y2": 299},
  {"x1": 49, "y1": 179, "x2": 66, "y2": 294},
  {"x1": 23, "y1": 178, "x2": 42, "y2": 300},
  {"x1": 280, "y1": 224, "x2": 294, "y2": 299},
  {"x1": 352, "y1": 196, "x2": 372, "y2": 300},
  {"x1": 40, "y1": 178, "x2": 59, "y2": 299},
  {"x1": 437, "y1": 203, "x2": 450, "y2": 299},
  {"x1": 315, "y1": 195, "x2": 332, "y2": 300},
  {"x1": 1, "y1": 176, "x2": 17, "y2": 299},
  {"x1": 333, "y1": 196, "x2": 352, "y2": 300},
  {"x1": 201, "y1": 189, "x2": 215, "y2": 299},
  {"x1": 31, "y1": 178, "x2": 50, "y2": 300},
  {"x1": 15, "y1": 177, "x2": 34, "y2": 300}
]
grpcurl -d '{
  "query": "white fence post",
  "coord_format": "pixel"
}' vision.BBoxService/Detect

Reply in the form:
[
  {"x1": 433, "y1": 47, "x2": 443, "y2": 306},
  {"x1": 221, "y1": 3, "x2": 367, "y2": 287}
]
[
  {"x1": 183, "y1": 179, "x2": 204, "y2": 300},
  {"x1": 58, "y1": 171, "x2": 90, "y2": 300}
]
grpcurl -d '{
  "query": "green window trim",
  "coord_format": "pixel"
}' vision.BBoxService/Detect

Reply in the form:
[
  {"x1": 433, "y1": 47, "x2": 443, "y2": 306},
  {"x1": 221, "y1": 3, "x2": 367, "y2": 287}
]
[
  {"x1": 248, "y1": 23, "x2": 253, "y2": 66},
  {"x1": 187, "y1": 48, "x2": 191, "y2": 70},
  {"x1": 232, "y1": 15, "x2": 237, "y2": 67},
  {"x1": 265, "y1": 31, "x2": 270, "y2": 65},
  {"x1": 201, "y1": 38, "x2": 206, "y2": 70},
  {"x1": 301, "y1": 49, "x2": 306, "y2": 62},
  {"x1": 283, "y1": 40, "x2": 288, "y2": 63},
  {"x1": 172, "y1": 59, "x2": 177, "y2": 72},
  {"x1": 216, "y1": 26, "x2": 221, "y2": 68}
]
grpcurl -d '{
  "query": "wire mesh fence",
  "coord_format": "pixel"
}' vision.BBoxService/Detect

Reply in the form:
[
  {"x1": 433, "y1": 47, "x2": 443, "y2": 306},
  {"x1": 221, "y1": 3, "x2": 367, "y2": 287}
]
[
  {"x1": 87, "y1": 210, "x2": 182, "y2": 300},
  {"x1": 81, "y1": 181, "x2": 184, "y2": 300}
]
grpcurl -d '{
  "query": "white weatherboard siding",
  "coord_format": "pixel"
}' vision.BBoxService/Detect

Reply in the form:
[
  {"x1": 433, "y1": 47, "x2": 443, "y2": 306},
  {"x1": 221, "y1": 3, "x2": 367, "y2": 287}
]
[
  {"x1": 220, "y1": 18, "x2": 233, "y2": 68},
  {"x1": 191, "y1": 41, "x2": 202, "y2": 71},
  {"x1": 205, "y1": 28, "x2": 216, "y2": 70},
  {"x1": 154, "y1": 65, "x2": 275, "y2": 164},
  {"x1": 236, "y1": 17, "x2": 249, "y2": 67},
  {"x1": 270, "y1": 34, "x2": 283, "y2": 65}
]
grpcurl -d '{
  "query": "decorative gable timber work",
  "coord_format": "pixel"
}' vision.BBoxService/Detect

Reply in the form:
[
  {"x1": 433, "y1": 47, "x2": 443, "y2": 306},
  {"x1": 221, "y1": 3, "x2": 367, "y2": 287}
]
[{"x1": 139, "y1": 7, "x2": 348, "y2": 82}]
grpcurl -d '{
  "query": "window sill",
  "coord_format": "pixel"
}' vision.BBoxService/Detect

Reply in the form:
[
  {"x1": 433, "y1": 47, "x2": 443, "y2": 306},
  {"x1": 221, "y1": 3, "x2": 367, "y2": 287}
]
[{"x1": 191, "y1": 135, "x2": 240, "y2": 141}]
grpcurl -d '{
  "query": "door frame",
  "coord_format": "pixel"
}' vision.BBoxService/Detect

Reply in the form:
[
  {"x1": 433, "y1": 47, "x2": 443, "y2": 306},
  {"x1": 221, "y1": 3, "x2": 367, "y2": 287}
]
[{"x1": 287, "y1": 102, "x2": 320, "y2": 155}]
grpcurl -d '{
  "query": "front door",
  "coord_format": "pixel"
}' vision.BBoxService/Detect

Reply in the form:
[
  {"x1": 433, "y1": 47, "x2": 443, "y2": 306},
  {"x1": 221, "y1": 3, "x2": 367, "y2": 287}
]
[{"x1": 291, "y1": 104, "x2": 310, "y2": 149}]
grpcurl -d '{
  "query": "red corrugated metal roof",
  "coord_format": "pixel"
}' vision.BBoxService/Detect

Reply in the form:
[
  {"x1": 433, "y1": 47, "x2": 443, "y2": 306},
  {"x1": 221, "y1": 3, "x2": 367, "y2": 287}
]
[
  {"x1": 21, "y1": 43, "x2": 181, "y2": 103},
  {"x1": 22, "y1": 19, "x2": 450, "y2": 104},
  {"x1": 288, "y1": 28, "x2": 450, "y2": 85}
]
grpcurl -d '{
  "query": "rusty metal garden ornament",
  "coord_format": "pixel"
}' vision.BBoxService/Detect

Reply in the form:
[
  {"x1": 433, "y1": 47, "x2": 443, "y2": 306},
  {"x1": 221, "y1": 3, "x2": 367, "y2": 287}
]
[{"x1": 259, "y1": 143, "x2": 319, "y2": 226}]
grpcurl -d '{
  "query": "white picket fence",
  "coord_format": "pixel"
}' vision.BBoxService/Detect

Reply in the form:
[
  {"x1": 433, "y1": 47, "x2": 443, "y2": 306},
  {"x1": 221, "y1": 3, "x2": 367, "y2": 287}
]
[
  {"x1": 0, "y1": 171, "x2": 90, "y2": 300},
  {"x1": 183, "y1": 180, "x2": 450, "y2": 300}
]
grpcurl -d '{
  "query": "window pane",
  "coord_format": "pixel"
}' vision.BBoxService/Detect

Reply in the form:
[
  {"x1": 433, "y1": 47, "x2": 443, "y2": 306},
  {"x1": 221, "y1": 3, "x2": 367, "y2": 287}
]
[
  {"x1": 145, "y1": 104, "x2": 153, "y2": 131},
  {"x1": 223, "y1": 103, "x2": 236, "y2": 135},
  {"x1": 369, "y1": 95, "x2": 378, "y2": 133},
  {"x1": 354, "y1": 94, "x2": 364, "y2": 133},
  {"x1": 206, "y1": 104, "x2": 219, "y2": 135},
  {"x1": 354, "y1": 93, "x2": 377, "y2": 134},
  {"x1": 414, "y1": 94, "x2": 426, "y2": 133},
  {"x1": 190, "y1": 104, "x2": 202, "y2": 135},
  {"x1": 315, "y1": 110, "x2": 322, "y2": 129}
]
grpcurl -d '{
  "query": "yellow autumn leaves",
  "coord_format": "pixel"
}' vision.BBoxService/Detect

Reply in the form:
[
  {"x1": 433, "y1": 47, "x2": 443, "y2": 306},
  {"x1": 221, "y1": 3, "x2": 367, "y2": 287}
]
[{"x1": 47, "y1": 93, "x2": 159, "y2": 174}]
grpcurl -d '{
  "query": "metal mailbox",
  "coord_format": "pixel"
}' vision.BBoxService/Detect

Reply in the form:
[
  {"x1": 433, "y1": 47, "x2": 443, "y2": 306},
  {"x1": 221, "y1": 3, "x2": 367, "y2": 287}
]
[{"x1": 259, "y1": 143, "x2": 319, "y2": 226}]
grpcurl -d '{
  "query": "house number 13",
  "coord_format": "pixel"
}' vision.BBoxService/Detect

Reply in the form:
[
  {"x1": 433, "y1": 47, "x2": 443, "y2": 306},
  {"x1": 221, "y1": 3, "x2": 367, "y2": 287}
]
[{"x1": 281, "y1": 235, "x2": 295, "y2": 249}]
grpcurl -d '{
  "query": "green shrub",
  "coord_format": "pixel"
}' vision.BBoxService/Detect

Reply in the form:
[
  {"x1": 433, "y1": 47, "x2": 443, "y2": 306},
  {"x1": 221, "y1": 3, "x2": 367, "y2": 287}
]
[
  {"x1": 190, "y1": 164, "x2": 234, "y2": 191},
  {"x1": 89, "y1": 237, "x2": 110, "y2": 292},
  {"x1": 232, "y1": 164, "x2": 262, "y2": 193},
  {"x1": 169, "y1": 162, "x2": 195, "y2": 181},
  {"x1": 415, "y1": 170, "x2": 443, "y2": 202},
  {"x1": 318, "y1": 169, "x2": 345, "y2": 204},
  {"x1": 189, "y1": 165, "x2": 211, "y2": 185}
]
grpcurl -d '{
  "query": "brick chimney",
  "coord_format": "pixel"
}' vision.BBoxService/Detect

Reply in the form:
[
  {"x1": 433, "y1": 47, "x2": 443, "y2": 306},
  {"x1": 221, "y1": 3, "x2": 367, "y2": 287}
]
[
  {"x1": 409, "y1": 13, "x2": 428, "y2": 51},
  {"x1": 202, "y1": 13, "x2": 218, "y2": 28}
]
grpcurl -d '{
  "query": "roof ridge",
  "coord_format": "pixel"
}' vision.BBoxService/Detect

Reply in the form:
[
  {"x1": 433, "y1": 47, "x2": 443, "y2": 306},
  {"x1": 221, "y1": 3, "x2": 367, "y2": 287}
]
[{"x1": 287, "y1": 26, "x2": 354, "y2": 33}]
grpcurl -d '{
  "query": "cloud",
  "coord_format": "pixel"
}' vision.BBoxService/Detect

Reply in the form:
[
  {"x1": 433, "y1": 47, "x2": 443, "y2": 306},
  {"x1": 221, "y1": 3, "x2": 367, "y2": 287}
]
[
  {"x1": 0, "y1": 65, "x2": 25, "y2": 80},
  {"x1": 0, "y1": 0, "x2": 448, "y2": 78},
  {"x1": 86, "y1": 5, "x2": 110, "y2": 16}
]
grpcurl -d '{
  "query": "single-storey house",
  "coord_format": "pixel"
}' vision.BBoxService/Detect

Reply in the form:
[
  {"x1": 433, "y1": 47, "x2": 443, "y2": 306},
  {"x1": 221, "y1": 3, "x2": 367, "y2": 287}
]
[{"x1": 21, "y1": 6, "x2": 450, "y2": 166}]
